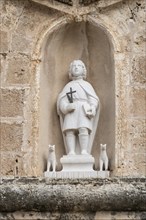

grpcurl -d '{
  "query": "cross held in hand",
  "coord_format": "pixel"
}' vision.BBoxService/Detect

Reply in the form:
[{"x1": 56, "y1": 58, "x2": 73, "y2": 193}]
[{"x1": 66, "y1": 87, "x2": 76, "y2": 103}]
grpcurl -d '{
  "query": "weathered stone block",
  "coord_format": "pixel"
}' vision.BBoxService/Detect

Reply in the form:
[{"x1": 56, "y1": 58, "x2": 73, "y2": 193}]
[
  {"x1": 127, "y1": 87, "x2": 146, "y2": 117},
  {"x1": 133, "y1": 153, "x2": 146, "y2": 176},
  {"x1": 1, "y1": 89, "x2": 24, "y2": 117},
  {"x1": 133, "y1": 30, "x2": 146, "y2": 54},
  {"x1": 1, "y1": 0, "x2": 26, "y2": 30},
  {"x1": 130, "y1": 56, "x2": 146, "y2": 85},
  {"x1": 120, "y1": 118, "x2": 146, "y2": 176},
  {"x1": 0, "y1": 31, "x2": 8, "y2": 53},
  {"x1": 127, "y1": 119, "x2": 146, "y2": 152},
  {"x1": 0, "y1": 122, "x2": 23, "y2": 151},
  {"x1": 0, "y1": 55, "x2": 5, "y2": 81},
  {"x1": 6, "y1": 56, "x2": 31, "y2": 84},
  {"x1": 0, "y1": 211, "x2": 146, "y2": 220},
  {"x1": 11, "y1": 34, "x2": 32, "y2": 54},
  {"x1": 0, "y1": 153, "x2": 23, "y2": 176},
  {"x1": 15, "y1": 2, "x2": 58, "y2": 38},
  {"x1": 95, "y1": 211, "x2": 146, "y2": 220}
]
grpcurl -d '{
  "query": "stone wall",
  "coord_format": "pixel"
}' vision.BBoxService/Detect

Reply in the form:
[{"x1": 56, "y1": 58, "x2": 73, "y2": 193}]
[
  {"x1": 0, "y1": 0, "x2": 146, "y2": 176},
  {"x1": 0, "y1": 1, "x2": 146, "y2": 219},
  {"x1": 0, "y1": 0, "x2": 62, "y2": 176}
]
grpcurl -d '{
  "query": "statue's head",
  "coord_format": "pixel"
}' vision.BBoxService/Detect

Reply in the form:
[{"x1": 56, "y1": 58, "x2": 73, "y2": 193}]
[{"x1": 69, "y1": 60, "x2": 87, "y2": 80}]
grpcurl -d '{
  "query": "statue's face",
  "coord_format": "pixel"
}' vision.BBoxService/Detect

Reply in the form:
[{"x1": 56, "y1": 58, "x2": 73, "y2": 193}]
[{"x1": 71, "y1": 61, "x2": 84, "y2": 77}]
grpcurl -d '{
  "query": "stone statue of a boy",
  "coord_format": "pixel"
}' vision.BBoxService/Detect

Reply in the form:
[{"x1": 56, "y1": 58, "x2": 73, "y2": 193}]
[{"x1": 57, "y1": 60, "x2": 100, "y2": 155}]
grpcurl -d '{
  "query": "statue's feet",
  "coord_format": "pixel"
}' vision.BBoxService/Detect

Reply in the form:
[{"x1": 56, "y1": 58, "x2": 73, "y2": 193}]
[
  {"x1": 68, "y1": 151, "x2": 75, "y2": 155},
  {"x1": 81, "y1": 150, "x2": 89, "y2": 155}
]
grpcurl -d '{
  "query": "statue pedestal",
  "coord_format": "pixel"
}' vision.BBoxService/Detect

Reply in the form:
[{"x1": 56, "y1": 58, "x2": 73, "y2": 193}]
[
  {"x1": 59, "y1": 155, "x2": 97, "y2": 178},
  {"x1": 44, "y1": 155, "x2": 110, "y2": 179},
  {"x1": 60, "y1": 155, "x2": 95, "y2": 172},
  {"x1": 97, "y1": 171, "x2": 110, "y2": 178}
]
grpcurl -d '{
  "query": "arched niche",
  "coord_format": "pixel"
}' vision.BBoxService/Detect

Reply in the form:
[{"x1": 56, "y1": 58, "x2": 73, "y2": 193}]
[{"x1": 39, "y1": 21, "x2": 115, "y2": 174}]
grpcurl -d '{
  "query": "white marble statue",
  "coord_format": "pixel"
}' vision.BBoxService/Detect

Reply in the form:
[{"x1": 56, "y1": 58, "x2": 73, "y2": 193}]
[
  {"x1": 99, "y1": 144, "x2": 109, "y2": 171},
  {"x1": 57, "y1": 60, "x2": 100, "y2": 155},
  {"x1": 47, "y1": 145, "x2": 56, "y2": 172}
]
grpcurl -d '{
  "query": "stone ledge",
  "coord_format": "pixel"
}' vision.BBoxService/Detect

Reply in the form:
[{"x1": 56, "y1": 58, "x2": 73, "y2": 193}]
[{"x1": 0, "y1": 178, "x2": 146, "y2": 212}]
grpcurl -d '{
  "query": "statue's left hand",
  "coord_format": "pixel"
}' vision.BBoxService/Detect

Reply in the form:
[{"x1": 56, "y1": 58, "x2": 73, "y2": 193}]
[
  {"x1": 86, "y1": 106, "x2": 96, "y2": 119},
  {"x1": 91, "y1": 106, "x2": 96, "y2": 117}
]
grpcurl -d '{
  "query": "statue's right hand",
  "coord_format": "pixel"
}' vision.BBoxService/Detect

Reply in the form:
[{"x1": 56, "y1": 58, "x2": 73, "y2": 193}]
[{"x1": 67, "y1": 103, "x2": 76, "y2": 113}]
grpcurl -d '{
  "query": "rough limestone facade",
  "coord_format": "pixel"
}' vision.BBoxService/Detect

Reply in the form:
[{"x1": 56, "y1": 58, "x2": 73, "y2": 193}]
[{"x1": 0, "y1": 0, "x2": 146, "y2": 219}]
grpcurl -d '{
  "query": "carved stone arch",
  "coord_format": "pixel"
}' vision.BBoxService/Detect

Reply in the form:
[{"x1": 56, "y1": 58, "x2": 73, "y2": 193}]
[{"x1": 36, "y1": 17, "x2": 116, "y2": 175}]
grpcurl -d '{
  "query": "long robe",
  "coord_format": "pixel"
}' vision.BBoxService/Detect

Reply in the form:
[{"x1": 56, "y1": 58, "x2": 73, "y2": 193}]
[{"x1": 57, "y1": 79, "x2": 100, "y2": 154}]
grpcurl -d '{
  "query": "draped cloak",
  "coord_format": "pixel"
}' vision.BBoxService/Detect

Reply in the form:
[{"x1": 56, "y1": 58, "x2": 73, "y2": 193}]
[{"x1": 57, "y1": 79, "x2": 100, "y2": 154}]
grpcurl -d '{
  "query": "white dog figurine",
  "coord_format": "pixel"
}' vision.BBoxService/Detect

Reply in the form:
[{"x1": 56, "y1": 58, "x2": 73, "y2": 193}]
[
  {"x1": 99, "y1": 144, "x2": 109, "y2": 171},
  {"x1": 47, "y1": 145, "x2": 56, "y2": 172}
]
